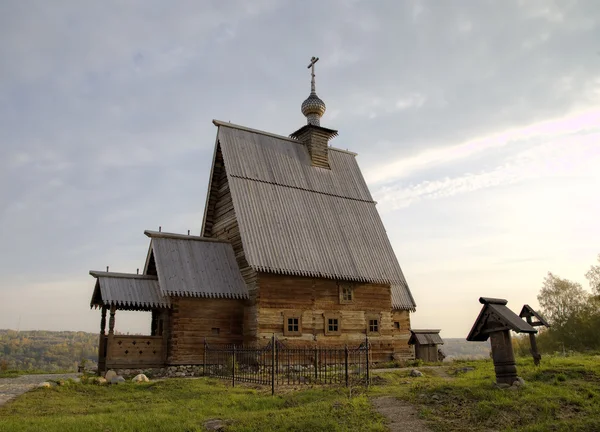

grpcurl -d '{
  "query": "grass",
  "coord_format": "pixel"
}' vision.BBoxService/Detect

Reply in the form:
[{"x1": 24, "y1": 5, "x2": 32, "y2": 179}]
[
  {"x1": 0, "y1": 377, "x2": 386, "y2": 432},
  {"x1": 369, "y1": 354, "x2": 600, "y2": 432},
  {"x1": 1, "y1": 355, "x2": 599, "y2": 431}
]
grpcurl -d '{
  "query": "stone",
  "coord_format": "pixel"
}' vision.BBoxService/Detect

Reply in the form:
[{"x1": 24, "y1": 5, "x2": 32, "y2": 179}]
[
  {"x1": 431, "y1": 394, "x2": 440, "y2": 401},
  {"x1": 410, "y1": 369, "x2": 423, "y2": 377},
  {"x1": 495, "y1": 383, "x2": 510, "y2": 389},
  {"x1": 111, "y1": 376, "x2": 126, "y2": 385},
  {"x1": 175, "y1": 371, "x2": 186, "y2": 377},
  {"x1": 38, "y1": 382, "x2": 52, "y2": 388},
  {"x1": 514, "y1": 377, "x2": 525, "y2": 386},
  {"x1": 203, "y1": 419, "x2": 226, "y2": 431},
  {"x1": 96, "y1": 377, "x2": 107, "y2": 385},
  {"x1": 105, "y1": 370, "x2": 117, "y2": 381},
  {"x1": 132, "y1": 374, "x2": 150, "y2": 383},
  {"x1": 72, "y1": 378, "x2": 81, "y2": 383}
]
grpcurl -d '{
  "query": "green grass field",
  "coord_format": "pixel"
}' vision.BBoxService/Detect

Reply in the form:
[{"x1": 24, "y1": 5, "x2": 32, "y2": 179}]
[{"x1": 1, "y1": 355, "x2": 599, "y2": 431}]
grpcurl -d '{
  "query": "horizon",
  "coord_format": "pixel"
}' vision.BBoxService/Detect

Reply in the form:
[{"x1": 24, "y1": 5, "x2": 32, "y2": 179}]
[{"x1": 1, "y1": 1, "x2": 599, "y2": 339}]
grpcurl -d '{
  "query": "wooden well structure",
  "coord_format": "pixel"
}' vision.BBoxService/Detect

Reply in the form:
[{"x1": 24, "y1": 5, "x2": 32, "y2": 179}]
[{"x1": 467, "y1": 297, "x2": 536, "y2": 385}]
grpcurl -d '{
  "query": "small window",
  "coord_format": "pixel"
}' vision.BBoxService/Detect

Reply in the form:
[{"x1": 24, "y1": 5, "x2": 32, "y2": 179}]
[
  {"x1": 343, "y1": 286, "x2": 353, "y2": 301},
  {"x1": 339, "y1": 283, "x2": 354, "y2": 304},
  {"x1": 324, "y1": 312, "x2": 342, "y2": 335},
  {"x1": 394, "y1": 321, "x2": 400, "y2": 330},
  {"x1": 328, "y1": 318, "x2": 339, "y2": 332},
  {"x1": 287, "y1": 318, "x2": 299, "y2": 333},
  {"x1": 211, "y1": 328, "x2": 220, "y2": 335},
  {"x1": 369, "y1": 319, "x2": 379, "y2": 333},
  {"x1": 283, "y1": 312, "x2": 302, "y2": 336},
  {"x1": 366, "y1": 313, "x2": 381, "y2": 335}
]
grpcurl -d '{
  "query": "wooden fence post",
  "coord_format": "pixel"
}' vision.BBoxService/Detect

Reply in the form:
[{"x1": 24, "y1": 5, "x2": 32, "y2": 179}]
[
  {"x1": 344, "y1": 345, "x2": 349, "y2": 387},
  {"x1": 271, "y1": 335, "x2": 276, "y2": 396}
]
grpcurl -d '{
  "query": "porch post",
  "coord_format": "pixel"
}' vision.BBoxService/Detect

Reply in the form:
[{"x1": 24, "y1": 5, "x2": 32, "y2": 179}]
[
  {"x1": 108, "y1": 306, "x2": 116, "y2": 335},
  {"x1": 100, "y1": 306, "x2": 107, "y2": 335},
  {"x1": 98, "y1": 306, "x2": 108, "y2": 375}
]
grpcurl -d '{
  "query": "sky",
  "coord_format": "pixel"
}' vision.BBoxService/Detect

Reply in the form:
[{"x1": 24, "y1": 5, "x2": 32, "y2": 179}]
[{"x1": 1, "y1": 0, "x2": 599, "y2": 338}]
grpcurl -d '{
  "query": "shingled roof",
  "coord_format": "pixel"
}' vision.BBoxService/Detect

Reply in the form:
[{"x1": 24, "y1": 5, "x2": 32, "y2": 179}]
[
  {"x1": 409, "y1": 329, "x2": 444, "y2": 346},
  {"x1": 89, "y1": 271, "x2": 170, "y2": 311},
  {"x1": 144, "y1": 230, "x2": 248, "y2": 300},
  {"x1": 207, "y1": 121, "x2": 416, "y2": 311},
  {"x1": 467, "y1": 297, "x2": 537, "y2": 342}
]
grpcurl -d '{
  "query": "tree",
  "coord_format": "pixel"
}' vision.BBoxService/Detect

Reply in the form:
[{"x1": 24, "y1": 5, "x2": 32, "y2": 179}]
[
  {"x1": 585, "y1": 254, "x2": 600, "y2": 295},
  {"x1": 537, "y1": 272, "x2": 589, "y2": 328}
]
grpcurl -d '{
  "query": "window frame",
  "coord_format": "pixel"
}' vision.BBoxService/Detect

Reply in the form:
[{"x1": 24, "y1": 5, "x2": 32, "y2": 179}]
[
  {"x1": 338, "y1": 283, "x2": 355, "y2": 304},
  {"x1": 283, "y1": 311, "x2": 303, "y2": 336},
  {"x1": 366, "y1": 313, "x2": 381, "y2": 335},
  {"x1": 323, "y1": 312, "x2": 342, "y2": 336}
]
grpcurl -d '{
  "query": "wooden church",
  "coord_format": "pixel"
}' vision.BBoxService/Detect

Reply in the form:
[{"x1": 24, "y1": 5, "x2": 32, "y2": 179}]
[{"x1": 89, "y1": 58, "x2": 417, "y2": 372}]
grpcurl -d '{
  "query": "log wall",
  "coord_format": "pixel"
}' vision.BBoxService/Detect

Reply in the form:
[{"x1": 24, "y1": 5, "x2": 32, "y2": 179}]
[
  {"x1": 203, "y1": 145, "x2": 258, "y2": 343},
  {"x1": 255, "y1": 273, "x2": 413, "y2": 362},
  {"x1": 167, "y1": 297, "x2": 244, "y2": 365}
]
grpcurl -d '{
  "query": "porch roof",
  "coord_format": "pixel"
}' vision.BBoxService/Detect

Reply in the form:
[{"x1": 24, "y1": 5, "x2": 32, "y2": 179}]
[{"x1": 89, "y1": 271, "x2": 171, "y2": 311}]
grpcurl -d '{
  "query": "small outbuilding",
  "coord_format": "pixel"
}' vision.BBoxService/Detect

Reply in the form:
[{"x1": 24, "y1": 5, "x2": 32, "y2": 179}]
[{"x1": 409, "y1": 329, "x2": 444, "y2": 362}]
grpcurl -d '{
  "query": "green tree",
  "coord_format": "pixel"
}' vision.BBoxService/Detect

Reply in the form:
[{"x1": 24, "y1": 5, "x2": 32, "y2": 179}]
[
  {"x1": 537, "y1": 272, "x2": 589, "y2": 327},
  {"x1": 585, "y1": 254, "x2": 600, "y2": 295}
]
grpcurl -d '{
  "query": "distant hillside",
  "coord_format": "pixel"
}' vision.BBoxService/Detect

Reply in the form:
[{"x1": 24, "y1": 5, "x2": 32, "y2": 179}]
[
  {"x1": 0, "y1": 329, "x2": 98, "y2": 372},
  {"x1": 441, "y1": 338, "x2": 491, "y2": 360}
]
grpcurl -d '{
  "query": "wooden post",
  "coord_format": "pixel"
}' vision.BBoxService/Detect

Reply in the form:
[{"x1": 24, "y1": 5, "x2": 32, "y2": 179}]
[
  {"x1": 232, "y1": 345, "x2": 236, "y2": 388},
  {"x1": 271, "y1": 335, "x2": 275, "y2": 396},
  {"x1": 490, "y1": 330, "x2": 518, "y2": 385},
  {"x1": 100, "y1": 307, "x2": 107, "y2": 335},
  {"x1": 97, "y1": 306, "x2": 108, "y2": 374},
  {"x1": 525, "y1": 316, "x2": 542, "y2": 366},
  {"x1": 344, "y1": 345, "x2": 349, "y2": 387},
  {"x1": 108, "y1": 306, "x2": 116, "y2": 335}
]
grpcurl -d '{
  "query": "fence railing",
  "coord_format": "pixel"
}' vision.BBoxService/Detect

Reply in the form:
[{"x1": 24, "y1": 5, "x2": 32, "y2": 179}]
[{"x1": 204, "y1": 336, "x2": 370, "y2": 395}]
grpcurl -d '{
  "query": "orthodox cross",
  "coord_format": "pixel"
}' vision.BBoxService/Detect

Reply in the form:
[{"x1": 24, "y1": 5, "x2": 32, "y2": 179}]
[{"x1": 307, "y1": 56, "x2": 319, "y2": 93}]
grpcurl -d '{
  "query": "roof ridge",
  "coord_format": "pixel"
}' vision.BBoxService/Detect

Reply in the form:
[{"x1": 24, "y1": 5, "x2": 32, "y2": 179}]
[
  {"x1": 213, "y1": 119, "x2": 299, "y2": 143},
  {"x1": 213, "y1": 119, "x2": 357, "y2": 156},
  {"x1": 144, "y1": 230, "x2": 231, "y2": 243},
  {"x1": 228, "y1": 174, "x2": 376, "y2": 204},
  {"x1": 89, "y1": 271, "x2": 158, "y2": 280}
]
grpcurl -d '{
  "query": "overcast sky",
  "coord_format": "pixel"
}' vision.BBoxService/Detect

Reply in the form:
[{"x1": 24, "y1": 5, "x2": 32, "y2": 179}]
[{"x1": 1, "y1": 0, "x2": 599, "y2": 338}]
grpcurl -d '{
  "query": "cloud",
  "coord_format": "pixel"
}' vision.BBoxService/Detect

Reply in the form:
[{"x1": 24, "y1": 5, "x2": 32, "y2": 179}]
[{"x1": 1, "y1": 0, "x2": 599, "y2": 336}]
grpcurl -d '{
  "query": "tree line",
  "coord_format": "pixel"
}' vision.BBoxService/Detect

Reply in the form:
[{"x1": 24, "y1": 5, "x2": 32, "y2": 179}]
[
  {"x1": 0, "y1": 330, "x2": 98, "y2": 372},
  {"x1": 515, "y1": 254, "x2": 600, "y2": 355}
]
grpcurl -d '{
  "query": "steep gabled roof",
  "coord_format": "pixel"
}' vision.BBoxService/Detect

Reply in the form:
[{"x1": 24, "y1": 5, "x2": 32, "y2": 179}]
[
  {"x1": 144, "y1": 230, "x2": 248, "y2": 300},
  {"x1": 89, "y1": 271, "x2": 170, "y2": 311},
  {"x1": 206, "y1": 120, "x2": 416, "y2": 310}
]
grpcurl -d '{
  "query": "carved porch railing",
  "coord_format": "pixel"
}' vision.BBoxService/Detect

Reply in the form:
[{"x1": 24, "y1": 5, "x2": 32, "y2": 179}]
[{"x1": 104, "y1": 335, "x2": 165, "y2": 369}]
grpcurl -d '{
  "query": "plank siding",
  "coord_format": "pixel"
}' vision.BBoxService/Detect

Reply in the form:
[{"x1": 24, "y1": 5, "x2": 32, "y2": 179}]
[
  {"x1": 255, "y1": 273, "x2": 413, "y2": 362},
  {"x1": 203, "y1": 145, "x2": 258, "y2": 344},
  {"x1": 167, "y1": 297, "x2": 244, "y2": 364}
]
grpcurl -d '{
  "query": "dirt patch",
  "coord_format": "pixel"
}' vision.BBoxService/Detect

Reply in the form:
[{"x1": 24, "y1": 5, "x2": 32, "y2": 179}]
[{"x1": 372, "y1": 396, "x2": 432, "y2": 432}]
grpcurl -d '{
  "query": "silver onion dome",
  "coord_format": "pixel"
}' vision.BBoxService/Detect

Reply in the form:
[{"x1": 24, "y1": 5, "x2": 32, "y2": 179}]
[{"x1": 302, "y1": 56, "x2": 326, "y2": 126}]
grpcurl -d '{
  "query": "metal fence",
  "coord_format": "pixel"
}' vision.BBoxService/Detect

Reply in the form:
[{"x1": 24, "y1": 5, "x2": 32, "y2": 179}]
[{"x1": 204, "y1": 336, "x2": 370, "y2": 395}]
